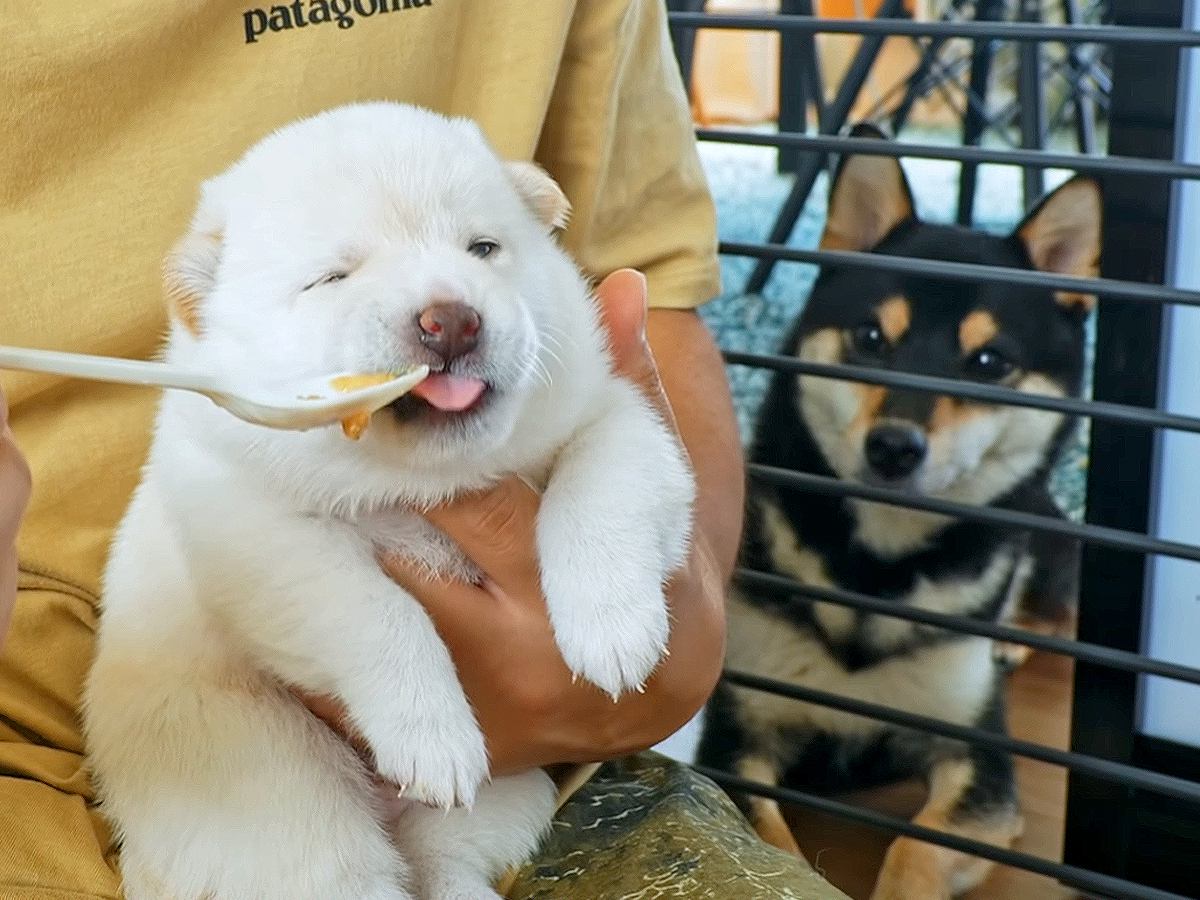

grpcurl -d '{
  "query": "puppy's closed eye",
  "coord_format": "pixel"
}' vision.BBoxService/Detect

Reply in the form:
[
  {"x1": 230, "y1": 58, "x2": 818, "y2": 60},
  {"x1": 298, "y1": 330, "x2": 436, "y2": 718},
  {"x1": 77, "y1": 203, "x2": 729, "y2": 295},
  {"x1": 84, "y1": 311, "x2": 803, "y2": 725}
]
[{"x1": 302, "y1": 271, "x2": 349, "y2": 292}]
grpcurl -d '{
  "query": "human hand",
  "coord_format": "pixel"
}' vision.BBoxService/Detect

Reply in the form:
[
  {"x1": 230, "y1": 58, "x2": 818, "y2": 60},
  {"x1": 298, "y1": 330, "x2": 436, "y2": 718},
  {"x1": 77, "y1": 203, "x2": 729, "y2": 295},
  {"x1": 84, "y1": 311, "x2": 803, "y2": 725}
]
[
  {"x1": 0, "y1": 386, "x2": 31, "y2": 647},
  {"x1": 303, "y1": 270, "x2": 726, "y2": 775}
]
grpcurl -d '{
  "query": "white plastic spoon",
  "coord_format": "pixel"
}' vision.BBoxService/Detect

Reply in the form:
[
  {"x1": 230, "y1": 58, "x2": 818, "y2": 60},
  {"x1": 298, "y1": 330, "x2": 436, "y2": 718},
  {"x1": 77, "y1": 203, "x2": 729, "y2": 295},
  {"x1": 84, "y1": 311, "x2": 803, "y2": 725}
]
[{"x1": 0, "y1": 345, "x2": 429, "y2": 435}]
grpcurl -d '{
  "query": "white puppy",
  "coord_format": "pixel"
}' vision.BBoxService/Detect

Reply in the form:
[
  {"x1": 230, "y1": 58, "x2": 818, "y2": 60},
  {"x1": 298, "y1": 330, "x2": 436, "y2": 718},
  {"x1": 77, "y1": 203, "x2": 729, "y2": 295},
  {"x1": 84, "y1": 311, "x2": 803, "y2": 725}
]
[{"x1": 82, "y1": 102, "x2": 694, "y2": 900}]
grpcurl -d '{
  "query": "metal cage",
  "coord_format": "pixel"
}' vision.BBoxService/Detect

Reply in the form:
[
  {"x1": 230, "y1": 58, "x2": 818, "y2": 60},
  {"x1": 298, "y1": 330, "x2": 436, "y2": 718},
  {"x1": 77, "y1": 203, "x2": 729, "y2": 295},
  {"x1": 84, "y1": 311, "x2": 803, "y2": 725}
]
[{"x1": 668, "y1": 2, "x2": 1200, "y2": 897}]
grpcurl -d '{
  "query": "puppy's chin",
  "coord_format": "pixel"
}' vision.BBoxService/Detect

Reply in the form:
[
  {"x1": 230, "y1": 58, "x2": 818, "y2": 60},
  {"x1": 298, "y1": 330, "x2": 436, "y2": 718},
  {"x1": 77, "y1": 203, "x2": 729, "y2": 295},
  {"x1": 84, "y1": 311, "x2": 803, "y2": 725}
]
[
  {"x1": 375, "y1": 386, "x2": 519, "y2": 460},
  {"x1": 384, "y1": 390, "x2": 498, "y2": 446}
]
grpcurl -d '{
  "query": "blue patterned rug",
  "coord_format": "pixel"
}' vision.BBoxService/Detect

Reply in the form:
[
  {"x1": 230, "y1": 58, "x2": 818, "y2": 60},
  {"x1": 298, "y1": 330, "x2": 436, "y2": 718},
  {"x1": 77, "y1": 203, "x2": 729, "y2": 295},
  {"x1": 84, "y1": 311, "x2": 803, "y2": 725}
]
[{"x1": 694, "y1": 137, "x2": 1091, "y2": 521}]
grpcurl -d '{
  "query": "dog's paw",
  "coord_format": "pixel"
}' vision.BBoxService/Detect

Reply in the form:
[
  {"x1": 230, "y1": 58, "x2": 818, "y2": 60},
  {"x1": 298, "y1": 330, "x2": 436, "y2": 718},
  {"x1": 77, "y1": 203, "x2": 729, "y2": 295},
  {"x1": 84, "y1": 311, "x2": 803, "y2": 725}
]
[
  {"x1": 551, "y1": 579, "x2": 671, "y2": 699},
  {"x1": 371, "y1": 710, "x2": 489, "y2": 810},
  {"x1": 993, "y1": 640, "x2": 1034, "y2": 671},
  {"x1": 870, "y1": 838, "x2": 953, "y2": 900}
]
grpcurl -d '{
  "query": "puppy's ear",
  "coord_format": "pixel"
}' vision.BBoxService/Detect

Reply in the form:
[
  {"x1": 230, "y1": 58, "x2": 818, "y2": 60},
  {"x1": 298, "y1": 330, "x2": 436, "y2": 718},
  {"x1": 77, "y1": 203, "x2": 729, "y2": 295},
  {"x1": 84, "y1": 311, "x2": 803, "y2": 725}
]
[
  {"x1": 820, "y1": 123, "x2": 916, "y2": 252},
  {"x1": 505, "y1": 161, "x2": 571, "y2": 231},
  {"x1": 164, "y1": 187, "x2": 225, "y2": 337},
  {"x1": 1015, "y1": 175, "x2": 1102, "y2": 315}
]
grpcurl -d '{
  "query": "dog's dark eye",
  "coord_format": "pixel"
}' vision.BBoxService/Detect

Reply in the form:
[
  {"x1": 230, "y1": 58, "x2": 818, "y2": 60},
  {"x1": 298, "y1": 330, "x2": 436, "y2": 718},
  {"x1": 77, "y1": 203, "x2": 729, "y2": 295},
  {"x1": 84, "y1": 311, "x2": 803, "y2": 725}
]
[
  {"x1": 304, "y1": 271, "x2": 348, "y2": 291},
  {"x1": 850, "y1": 322, "x2": 888, "y2": 358},
  {"x1": 468, "y1": 239, "x2": 499, "y2": 260},
  {"x1": 964, "y1": 347, "x2": 1014, "y2": 381}
]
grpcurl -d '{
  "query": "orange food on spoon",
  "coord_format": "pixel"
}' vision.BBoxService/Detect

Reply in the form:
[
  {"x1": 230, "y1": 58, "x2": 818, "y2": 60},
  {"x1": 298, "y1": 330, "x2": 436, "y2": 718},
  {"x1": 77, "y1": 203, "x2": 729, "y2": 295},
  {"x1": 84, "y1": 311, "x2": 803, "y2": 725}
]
[
  {"x1": 330, "y1": 373, "x2": 397, "y2": 392},
  {"x1": 332, "y1": 372, "x2": 401, "y2": 440}
]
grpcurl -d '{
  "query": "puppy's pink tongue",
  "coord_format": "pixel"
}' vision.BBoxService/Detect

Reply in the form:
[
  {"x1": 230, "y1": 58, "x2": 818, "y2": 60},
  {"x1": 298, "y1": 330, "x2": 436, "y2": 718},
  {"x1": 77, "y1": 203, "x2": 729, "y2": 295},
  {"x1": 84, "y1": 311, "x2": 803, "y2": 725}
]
[{"x1": 411, "y1": 374, "x2": 486, "y2": 411}]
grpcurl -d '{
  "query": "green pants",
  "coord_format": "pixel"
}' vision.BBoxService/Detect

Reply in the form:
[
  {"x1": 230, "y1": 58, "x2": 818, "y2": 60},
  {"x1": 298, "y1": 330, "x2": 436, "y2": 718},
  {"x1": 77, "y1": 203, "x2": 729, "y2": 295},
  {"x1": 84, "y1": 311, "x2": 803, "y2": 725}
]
[{"x1": 505, "y1": 753, "x2": 849, "y2": 900}]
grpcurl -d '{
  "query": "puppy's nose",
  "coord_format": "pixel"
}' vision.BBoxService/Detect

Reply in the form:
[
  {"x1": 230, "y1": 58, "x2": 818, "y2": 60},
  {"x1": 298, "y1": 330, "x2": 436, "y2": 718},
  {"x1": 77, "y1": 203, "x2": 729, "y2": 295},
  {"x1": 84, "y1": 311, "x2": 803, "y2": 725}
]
[
  {"x1": 417, "y1": 301, "x2": 481, "y2": 363},
  {"x1": 864, "y1": 423, "x2": 927, "y2": 480}
]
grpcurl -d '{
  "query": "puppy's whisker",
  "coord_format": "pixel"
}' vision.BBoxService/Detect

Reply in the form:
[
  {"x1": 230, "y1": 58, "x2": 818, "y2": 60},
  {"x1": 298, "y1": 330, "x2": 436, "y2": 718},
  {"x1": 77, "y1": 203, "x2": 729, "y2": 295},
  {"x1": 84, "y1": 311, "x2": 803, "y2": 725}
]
[
  {"x1": 539, "y1": 347, "x2": 565, "y2": 374},
  {"x1": 540, "y1": 335, "x2": 567, "y2": 357},
  {"x1": 538, "y1": 334, "x2": 568, "y2": 364},
  {"x1": 539, "y1": 325, "x2": 567, "y2": 345},
  {"x1": 533, "y1": 335, "x2": 565, "y2": 383},
  {"x1": 531, "y1": 358, "x2": 554, "y2": 390}
]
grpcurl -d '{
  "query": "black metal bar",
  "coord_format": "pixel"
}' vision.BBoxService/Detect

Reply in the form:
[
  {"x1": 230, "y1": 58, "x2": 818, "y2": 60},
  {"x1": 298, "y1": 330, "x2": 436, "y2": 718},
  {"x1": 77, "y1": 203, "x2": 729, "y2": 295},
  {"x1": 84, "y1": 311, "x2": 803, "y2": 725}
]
[
  {"x1": 800, "y1": 18, "x2": 827, "y2": 134},
  {"x1": 666, "y1": 12, "x2": 1200, "y2": 47},
  {"x1": 959, "y1": 0, "x2": 1005, "y2": 225},
  {"x1": 720, "y1": 241, "x2": 1200, "y2": 307},
  {"x1": 720, "y1": 350, "x2": 1200, "y2": 435},
  {"x1": 665, "y1": 0, "x2": 706, "y2": 91},
  {"x1": 776, "y1": 0, "x2": 812, "y2": 174},
  {"x1": 690, "y1": 767, "x2": 1193, "y2": 900},
  {"x1": 734, "y1": 567, "x2": 1200, "y2": 687},
  {"x1": 1062, "y1": 0, "x2": 1100, "y2": 155},
  {"x1": 695, "y1": 130, "x2": 1200, "y2": 181},
  {"x1": 1065, "y1": 0, "x2": 1188, "y2": 887},
  {"x1": 721, "y1": 669, "x2": 1200, "y2": 805},
  {"x1": 748, "y1": 464, "x2": 1200, "y2": 563},
  {"x1": 745, "y1": 0, "x2": 906, "y2": 295},
  {"x1": 1017, "y1": 0, "x2": 1048, "y2": 206}
]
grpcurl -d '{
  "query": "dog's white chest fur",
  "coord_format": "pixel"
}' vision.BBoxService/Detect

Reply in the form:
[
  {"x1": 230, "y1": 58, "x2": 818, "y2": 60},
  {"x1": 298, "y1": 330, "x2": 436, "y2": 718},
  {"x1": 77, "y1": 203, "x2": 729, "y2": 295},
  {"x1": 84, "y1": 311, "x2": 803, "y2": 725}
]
[
  {"x1": 725, "y1": 591, "x2": 996, "y2": 740},
  {"x1": 82, "y1": 103, "x2": 694, "y2": 900}
]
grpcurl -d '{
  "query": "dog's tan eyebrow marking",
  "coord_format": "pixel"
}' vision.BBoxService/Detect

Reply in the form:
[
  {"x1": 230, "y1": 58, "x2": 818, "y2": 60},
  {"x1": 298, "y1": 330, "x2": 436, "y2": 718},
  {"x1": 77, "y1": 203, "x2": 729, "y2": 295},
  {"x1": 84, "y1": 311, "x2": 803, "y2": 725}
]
[
  {"x1": 877, "y1": 295, "x2": 911, "y2": 343},
  {"x1": 958, "y1": 310, "x2": 999, "y2": 355}
]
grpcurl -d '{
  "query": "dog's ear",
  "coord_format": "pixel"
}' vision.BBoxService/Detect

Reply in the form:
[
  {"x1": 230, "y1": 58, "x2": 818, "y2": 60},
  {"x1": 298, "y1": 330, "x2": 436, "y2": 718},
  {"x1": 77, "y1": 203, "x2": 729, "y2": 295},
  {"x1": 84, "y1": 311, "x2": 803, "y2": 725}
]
[
  {"x1": 505, "y1": 161, "x2": 571, "y2": 231},
  {"x1": 163, "y1": 186, "x2": 226, "y2": 337},
  {"x1": 820, "y1": 123, "x2": 916, "y2": 252},
  {"x1": 1015, "y1": 175, "x2": 1102, "y2": 315}
]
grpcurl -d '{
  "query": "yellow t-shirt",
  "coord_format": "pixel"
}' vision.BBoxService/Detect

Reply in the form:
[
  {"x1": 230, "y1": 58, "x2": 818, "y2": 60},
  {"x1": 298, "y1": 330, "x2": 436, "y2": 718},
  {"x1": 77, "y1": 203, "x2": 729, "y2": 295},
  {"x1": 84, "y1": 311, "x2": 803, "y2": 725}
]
[{"x1": 0, "y1": 1, "x2": 720, "y2": 896}]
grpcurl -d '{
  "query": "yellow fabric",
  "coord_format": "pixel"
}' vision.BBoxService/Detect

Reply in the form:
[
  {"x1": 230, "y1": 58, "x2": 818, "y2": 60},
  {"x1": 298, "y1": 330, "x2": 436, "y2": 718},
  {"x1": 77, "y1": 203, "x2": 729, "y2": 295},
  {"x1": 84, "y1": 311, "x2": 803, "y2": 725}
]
[{"x1": 0, "y1": 1, "x2": 720, "y2": 895}]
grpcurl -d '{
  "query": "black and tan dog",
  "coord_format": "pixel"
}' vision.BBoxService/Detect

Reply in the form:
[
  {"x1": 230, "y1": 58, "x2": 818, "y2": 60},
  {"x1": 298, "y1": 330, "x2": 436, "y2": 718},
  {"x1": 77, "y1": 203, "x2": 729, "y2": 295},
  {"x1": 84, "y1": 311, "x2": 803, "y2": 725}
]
[{"x1": 697, "y1": 126, "x2": 1099, "y2": 899}]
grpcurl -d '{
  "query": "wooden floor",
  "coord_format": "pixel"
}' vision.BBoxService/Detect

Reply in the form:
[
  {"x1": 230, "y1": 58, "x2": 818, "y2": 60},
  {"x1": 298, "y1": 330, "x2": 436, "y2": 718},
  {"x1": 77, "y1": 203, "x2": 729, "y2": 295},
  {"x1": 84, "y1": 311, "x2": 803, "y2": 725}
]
[{"x1": 783, "y1": 651, "x2": 1082, "y2": 900}]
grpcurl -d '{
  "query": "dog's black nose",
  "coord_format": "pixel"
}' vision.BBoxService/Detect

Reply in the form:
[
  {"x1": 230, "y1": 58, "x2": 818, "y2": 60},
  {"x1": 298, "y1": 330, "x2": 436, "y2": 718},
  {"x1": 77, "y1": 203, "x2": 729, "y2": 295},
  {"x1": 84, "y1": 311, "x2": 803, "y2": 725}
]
[
  {"x1": 864, "y1": 424, "x2": 927, "y2": 480},
  {"x1": 417, "y1": 301, "x2": 481, "y2": 362}
]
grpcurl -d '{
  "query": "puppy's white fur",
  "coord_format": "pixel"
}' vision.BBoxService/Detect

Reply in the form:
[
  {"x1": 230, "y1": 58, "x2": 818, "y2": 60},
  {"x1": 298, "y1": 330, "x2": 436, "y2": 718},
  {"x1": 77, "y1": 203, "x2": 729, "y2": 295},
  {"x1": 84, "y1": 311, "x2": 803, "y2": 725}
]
[{"x1": 83, "y1": 103, "x2": 694, "y2": 900}]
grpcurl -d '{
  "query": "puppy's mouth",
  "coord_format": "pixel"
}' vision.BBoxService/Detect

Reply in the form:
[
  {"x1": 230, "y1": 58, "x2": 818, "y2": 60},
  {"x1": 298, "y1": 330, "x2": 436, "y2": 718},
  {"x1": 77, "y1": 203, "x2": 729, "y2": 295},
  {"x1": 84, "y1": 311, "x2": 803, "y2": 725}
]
[
  {"x1": 411, "y1": 374, "x2": 487, "y2": 411},
  {"x1": 389, "y1": 373, "x2": 492, "y2": 422}
]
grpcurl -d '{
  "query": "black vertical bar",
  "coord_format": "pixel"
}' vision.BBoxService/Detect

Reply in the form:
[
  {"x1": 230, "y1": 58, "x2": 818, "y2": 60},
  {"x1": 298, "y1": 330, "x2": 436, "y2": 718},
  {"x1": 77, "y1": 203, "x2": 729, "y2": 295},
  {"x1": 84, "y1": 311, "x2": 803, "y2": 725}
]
[
  {"x1": 957, "y1": 0, "x2": 1005, "y2": 226},
  {"x1": 1063, "y1": 0, "x2": 1099, "y2": 155},
  {"x1": 666, "y1": 0, "x2": 706, "y2": 93},
  {"x1": 1017, "y1": 0, "x2": 1047, "y2": 207},
  {"x1": 746, "y1": 0, "x2": 905, "y2": 295},
  {"x1": 801, "y1": 9, "x2": 827, "y2": 133},
  {"x1": 1063, "y1": 0, "x2": 1185, "y2": 886},
  {"x1": 778, "y1": 0, "x2": 813, "y2": 173}
]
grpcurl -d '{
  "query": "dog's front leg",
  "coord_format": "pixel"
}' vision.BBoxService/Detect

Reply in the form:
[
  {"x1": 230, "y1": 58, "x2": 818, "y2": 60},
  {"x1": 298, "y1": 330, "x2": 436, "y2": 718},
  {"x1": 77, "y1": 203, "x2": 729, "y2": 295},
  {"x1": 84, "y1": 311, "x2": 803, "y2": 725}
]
[
  {"x1": 196, "y1": 505, "x2": 489, "y2": 810},
  {"x1": 536, "y1": 380, "x2": 696, "y2": 698},
  {"x1": 871, "y1": 739, "x2": 1022, "y2": 900}
]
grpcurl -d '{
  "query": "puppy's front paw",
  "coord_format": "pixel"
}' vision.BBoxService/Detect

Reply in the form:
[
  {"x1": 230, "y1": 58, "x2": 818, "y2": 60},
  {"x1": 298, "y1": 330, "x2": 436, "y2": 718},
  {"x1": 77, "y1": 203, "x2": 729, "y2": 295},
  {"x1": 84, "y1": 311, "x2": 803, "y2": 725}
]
[
  {"x1": 551, "y1": 577, "x2": 671, "y2": 699},
  {"x1": 371, "y1": 708, "x2": 489, "y2": 810}
]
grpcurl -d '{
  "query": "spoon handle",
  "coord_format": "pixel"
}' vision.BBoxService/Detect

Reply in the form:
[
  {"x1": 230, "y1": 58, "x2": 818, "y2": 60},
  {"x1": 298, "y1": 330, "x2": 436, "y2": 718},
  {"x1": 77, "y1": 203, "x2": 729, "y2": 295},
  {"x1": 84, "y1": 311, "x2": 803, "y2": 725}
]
[{"x1": 0, "y1": 345, "x2": 217, "y2": 395}]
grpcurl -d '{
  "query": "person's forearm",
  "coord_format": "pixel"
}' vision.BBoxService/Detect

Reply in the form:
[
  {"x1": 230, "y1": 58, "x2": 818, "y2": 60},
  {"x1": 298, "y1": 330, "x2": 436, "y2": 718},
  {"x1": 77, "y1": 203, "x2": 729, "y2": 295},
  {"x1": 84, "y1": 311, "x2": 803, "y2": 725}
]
[{"x1": 646, "y1": 308, "x2": 744, "y2": 581}]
